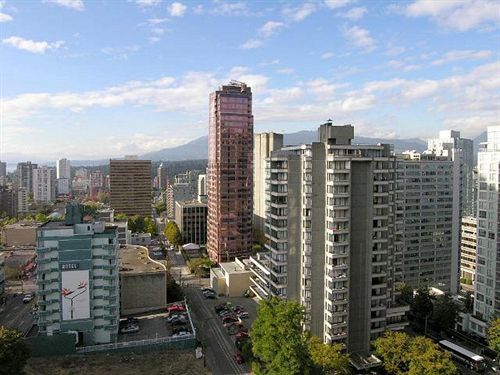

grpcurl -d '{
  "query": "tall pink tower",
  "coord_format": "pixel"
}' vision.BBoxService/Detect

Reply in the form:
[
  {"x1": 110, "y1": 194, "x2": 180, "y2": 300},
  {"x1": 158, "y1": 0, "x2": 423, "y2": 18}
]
[{"x1": 207, "y1": 81, "x2": 254, "y2": 262}]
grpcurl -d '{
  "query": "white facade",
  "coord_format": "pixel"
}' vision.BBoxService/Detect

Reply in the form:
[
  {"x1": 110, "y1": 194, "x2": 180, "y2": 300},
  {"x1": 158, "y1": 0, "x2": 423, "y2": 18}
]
[
  {"x1": 460, "y1": 217, "x2": 477, "y2": 288},
  {"x1": 56, "y1": 158, "x2": 71, "y2": 179},
  {"x1": 33, "y1": 167, "x2": 56, "y2": 203},
  {"x1": 471, "y1": 126, "x2": 500, "y2": 337},
  {"x1": 57, "y1": 178, "x2": 70, "y2": 195}
]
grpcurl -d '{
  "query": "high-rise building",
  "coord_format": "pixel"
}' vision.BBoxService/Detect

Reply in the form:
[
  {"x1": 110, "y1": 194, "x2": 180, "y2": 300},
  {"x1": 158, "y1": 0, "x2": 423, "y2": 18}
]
[
  {"x1": 57, "y1": 158, "x2": 71, "y2": 179},
  {"x1": 33, "y1": 166, "x2": 56, "y2": 203},
  {"x1": 36, "y1": 203, "x2": 119, "y2": 345},
  {"x1": 0, "y1": 161, "x2": 6, "y2": 186},
  {"x1": 17, "y1": 162, "x2": 37, "y2": 193},
  {"x1": 426, "y1": 130, "x2": 474, "y2": 217},
  {"x1": 197, "y1": 174, "x2": 207, "y2": 203},
  {"x1": 470, "y1": 126, "x2": 500, "y2": 337},
  {"x1": 157, "y1": 162, "x2": 168, "y2": 190},
  {"x1": 207, "y1": 82, "x2": 254, "y2": 262},
  {"x1": 17, "y1": 187, "x2": 29, "y2": 214},
  {"x1": 460, "y1": 217, "x2": 477, "y2": 289},
  {"x1": 165, "y1": 171, "x2": 199, "y2": 218},
  {"x1": 399, "y1": 151, "x2": 459, "y2": 292},
  {"x1": 249, "y1": 122, "x2": 408, "y2": 355},
  {"x1": 253, "y1": 132, "x2": 283, "y2": 236},
  {"x1": 109, "y1": 158, "x2": 152, "y2": 217},
  {"x1": 175, "y1": 200, "x2": 208, "y2": 245},
  {"x1": 0, "y1": 186, "x2": 17, "y2": 217}
]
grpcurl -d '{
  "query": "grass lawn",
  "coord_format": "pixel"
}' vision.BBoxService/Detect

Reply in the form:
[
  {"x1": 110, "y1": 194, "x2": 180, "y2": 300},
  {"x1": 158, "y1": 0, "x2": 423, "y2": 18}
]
[{"x1": 25, "y1": 350, "x2": 211, "y2": 375}]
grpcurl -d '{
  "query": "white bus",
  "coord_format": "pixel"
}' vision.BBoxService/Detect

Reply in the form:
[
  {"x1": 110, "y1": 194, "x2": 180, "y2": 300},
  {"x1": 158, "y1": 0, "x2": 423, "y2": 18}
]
[{"x1": 439, "y1": 340, "x2": 486, "y2": 372}]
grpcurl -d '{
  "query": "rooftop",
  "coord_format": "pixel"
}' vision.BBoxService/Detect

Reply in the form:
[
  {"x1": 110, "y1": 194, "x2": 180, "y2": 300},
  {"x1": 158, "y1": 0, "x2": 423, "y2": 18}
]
[
  {"x1": 220, "y1": 259, "x2": 250, "y2": 274},
  {"x1": 119, "y1": 245, "x2": 166, "y2": 275},
  {"x1": 5, "y1": 222, "x2": 42, "y2": 229},
  {"x1": 176, "y1": 200, "x2": 207, "y2": 208}
]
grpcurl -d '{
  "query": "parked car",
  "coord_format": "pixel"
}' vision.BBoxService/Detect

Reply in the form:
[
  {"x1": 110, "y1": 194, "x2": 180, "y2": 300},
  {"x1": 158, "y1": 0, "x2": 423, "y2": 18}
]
[
  {"x1": 172, "y1": 331, "x2": 191, "y2": 338},
  {"x1": 167, "y1": 314, "x2": 187, "y2": 323},
  {"x1": 203, "y1": 291, "x2": 217, "y2": 299},
  {"x1": 171, "y1": 318, "x2": 190, "y2": 326},
  {"x1": 22, "y1": 294, "x2": 33, "y2": 304},
  {"x1": 166, "y1": 304, "x2": 185, "y2": 313},
  {"x1": 233, "y1": 353, "x2": 245, "y2": 364},
  {"x1": 227, "y1": 323, "x2": 245, "y2": 335},
  {"x1": 215, "y1": 303, "x2": 231, "y2": 313},
  {"x1": 235, "y1": 331, "x2": 250, "y2": 339},
  {"x1": 172, "y1": 325, "x2": 191, "y2": 334},
  {"x1": 201, "y1": 287, "x2": 215, "y2": 294},
  {"x1": 220, "y1": 312, "x2": 237, "y2": 320},
  {"x1": 126, "y1": 317, "x2": 139, "y2": 324},
  {"x1": 237, "y1": 311, "x2": 249, "y2": 319},
  {"x1": 223, "y1": 319, "x2": 240, "y2": 327},
  {"x1": 120, "y1": 324, "x2": 139, "y2": 334}
]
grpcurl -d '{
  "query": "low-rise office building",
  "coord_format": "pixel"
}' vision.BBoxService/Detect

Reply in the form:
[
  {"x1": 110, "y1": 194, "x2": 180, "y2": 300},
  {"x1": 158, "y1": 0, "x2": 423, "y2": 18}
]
[
  {"x1": 175, "y1": 200, "x2": 207, "y2": 246},
  {"x1": 36, "y1": 204, "x2": 120, "y2": 345},
  {"x1": 119, "y1": 245, "x2": 167, "y2": 315},
  {"x1": 131, "y1": 233, "x2": 151, "y2": 246},
  {"x1": 210, "y1": 258, "x2": 251, "y2": 297}
]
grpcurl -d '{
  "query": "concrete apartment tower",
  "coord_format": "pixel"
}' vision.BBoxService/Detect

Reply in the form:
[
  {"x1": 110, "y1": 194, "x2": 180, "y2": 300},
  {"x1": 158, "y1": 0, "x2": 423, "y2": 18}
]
[
  {"x1": 460, "y1": 217, "x2": 477, "y2": 289},
  {"x1": 249, "y1": 122, "x2": 408, "y2": 357},
  {"x1": 57, "y1": 158, "x2": 71, "y2": 195},
  {"x1": 207, "y1": 82, "x2": 254, "y2": 263},
  {"x1": 36, "y1": 203, "x2": 120, "y2": 345},
  {"x1": 470, "y1": 126, "x2": 500, "y2": 337},
  {"x1": 17, "y1": 161, "x2": 37, "y2": 193},
  {"x1": 109, "y1": 157, "x2": 152, "y2": 216},
  {"x1": 157, "y1": 162, "x2": 168, "y2": 190},
  {"x1": 33, "y1": 166, "x2": 56, "y2": 203},
  {"x1": 253, "y1": 132, "x2": 283, "y2": 236}
]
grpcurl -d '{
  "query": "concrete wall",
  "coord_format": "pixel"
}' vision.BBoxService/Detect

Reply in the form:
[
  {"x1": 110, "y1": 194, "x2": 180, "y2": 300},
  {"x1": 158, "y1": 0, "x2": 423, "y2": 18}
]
[
  {"x1": 2, "y1": 226, "x2": 37, "y2": 246},
  {"x1": 25, "y1": 334, "x2": 77, "y2": 357},
  {"x1": 227, "y1": 271, "x2": 251, "y2": 297},
  {"x1": 120, "y1": 272, "x2": 167, "y2": 316}
]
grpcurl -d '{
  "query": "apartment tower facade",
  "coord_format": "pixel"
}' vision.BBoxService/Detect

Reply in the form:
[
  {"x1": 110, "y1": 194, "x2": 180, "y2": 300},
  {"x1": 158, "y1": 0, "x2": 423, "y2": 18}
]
[
  {"x1": 207, "y1": 82, "x2": 253, "y2": 262},
  {"x1": 109, "y1": 157, "x2": 152, "y2": 216}
]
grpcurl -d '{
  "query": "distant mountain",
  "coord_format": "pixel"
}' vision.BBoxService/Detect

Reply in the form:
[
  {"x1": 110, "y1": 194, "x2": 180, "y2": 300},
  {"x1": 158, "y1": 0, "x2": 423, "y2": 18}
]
[{"x1": 140, "y1": 131, "x2": 428, "y2": 161}]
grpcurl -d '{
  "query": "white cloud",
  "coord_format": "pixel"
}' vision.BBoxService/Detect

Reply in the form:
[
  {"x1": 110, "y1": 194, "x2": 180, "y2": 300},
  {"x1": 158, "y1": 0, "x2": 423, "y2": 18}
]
[
  {"x1": 193, "y1": 4, "x2": 204, "y2": 14},
  {"x1": 402, "y1": 0, "x2": 500, "y2": 31},
  {"x1": 2, "y1": 36, "x2": 65, "y2": 54},
  {"x1": 210, "y1": 1, "x2": 252, "y2": 16},
  {"x1": 130, "y1": 0, "x2": 161, "y2": 6},
  {"x1": 0, "y1": 11, "x2": 12, "y2": 22},
  {"x1": 168, "y1": 2, "x2": 187, "y2": 17},
  {"x1": 276, "y1": 67, "x2": 294, "y2": 74},
  {"x1": 339, "y1": 7, "x2": 366, "y2": 20},
  {"x1": 43, "y1": 0, "x2": 84, "y2": 11},
  {"x1": 321, "y1": 52, "x2": 335, "y2": 60},
  {"x1": 343, "y1": 26, "x2": 375, "y2": 52},
  {"x1": 240, "y1": 39, "x2": 263, "y2": 49},
  {"x1": 431, "y1": 49, "x2": 492, "y2": 66},
  {"x1": 148, "y1": 18, "x2": 168, "y2": 25},
  {"x1": 341, "y1": 95, "x2": 375, "y2": 111},
  {"x1": 324, "y1": 0, "x2": 354, "y2": 10},
  {"x1": 282, "y1": 3, "x2": 317, "y2": 22},
  {"x1": 258, "y1": 21, "x2": 285, "y2": 38},
  {"x1": 385, "y1": 43, "x2": 406, "y2": 56}
]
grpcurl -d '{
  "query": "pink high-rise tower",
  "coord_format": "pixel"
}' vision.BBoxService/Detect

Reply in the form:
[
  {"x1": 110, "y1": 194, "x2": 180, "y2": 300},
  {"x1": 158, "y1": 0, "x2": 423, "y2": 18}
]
[{"x1": 207, "y1": 82, "x2": 254, "y2": 262}]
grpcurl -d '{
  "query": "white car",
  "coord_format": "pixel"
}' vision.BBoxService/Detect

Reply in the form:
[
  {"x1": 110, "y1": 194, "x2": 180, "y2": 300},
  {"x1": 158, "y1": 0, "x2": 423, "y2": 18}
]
[
  {"x1": 22, "y1": 294, "x2": 33, "y2": 304},
  {"x1": 172, "y1": 331, "x2": 190, "y2": 337},
  {"x1": 120, "y1": 324, "x2": 139, "y2": 334}
]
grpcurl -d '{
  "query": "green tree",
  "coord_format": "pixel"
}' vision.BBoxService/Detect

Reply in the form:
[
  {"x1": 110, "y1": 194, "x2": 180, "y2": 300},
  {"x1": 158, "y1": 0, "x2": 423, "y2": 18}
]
[
  {"x1": 155, "y1": 202, "x2": 166, "y2": 215},
  {"x1": 251, "y1": 297, "x2": 312, "y2": 375},
  {"x1": 411, "y1": 287, "x2": 433, "y2": 325},
  {"x1": 430, "y1": 294, "x2": 458, "y2": 332},
  {"x1": 0, "y1": 327, "x2": 30, "y2": 375},
  {"x1": 96, "y1": 191, "x2": 109, "y2": 204},
  {"x1": 34, "y1": 213, "x2": 48, "y2": 222},
  {"x1": 164, "y1": 221, "x2": 182, "y2": 246},
  {"x1": 407, "y1": 336, "x2": 456, "y2": 375},
  {"x1": 374, "y1": 331, "x2": 411, "y2": 375},
  {"x1": 307, "y1": 335, "x2": 349, "y2": 375},
  {"x1": 396, "y1": 282, "x2": 413, "y2": 304},
  {"x1": 128, "y1": 215, "x2": 146, "y2": 233},
  {"x1": 115, "y1": 213, "x2": 128, "y2": 221},
  {"x1": 488, "y1": 318, "x2": 500, "y2": 360},
  {"x1": 144, "y1": 217, "x2": 157, "y2": 236}
]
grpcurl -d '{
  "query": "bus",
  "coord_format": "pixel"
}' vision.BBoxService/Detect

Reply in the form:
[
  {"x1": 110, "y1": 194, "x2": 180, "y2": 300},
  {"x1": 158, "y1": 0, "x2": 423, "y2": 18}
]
[{"x1": 439, "y1": 340, "x2": 486, "y2": 372}]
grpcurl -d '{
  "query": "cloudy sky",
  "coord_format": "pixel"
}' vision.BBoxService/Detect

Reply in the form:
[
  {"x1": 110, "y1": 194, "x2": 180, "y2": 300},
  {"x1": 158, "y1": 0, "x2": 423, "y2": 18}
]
[{"x1": 0, "y1": 0, "x2": 498, "y2": 161}]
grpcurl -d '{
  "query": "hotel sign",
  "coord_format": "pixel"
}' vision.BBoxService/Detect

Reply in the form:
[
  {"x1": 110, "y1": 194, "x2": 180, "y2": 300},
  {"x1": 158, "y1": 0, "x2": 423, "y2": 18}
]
[{"x1": 61, "y1": 263, "x2": 79, "y2": 271}]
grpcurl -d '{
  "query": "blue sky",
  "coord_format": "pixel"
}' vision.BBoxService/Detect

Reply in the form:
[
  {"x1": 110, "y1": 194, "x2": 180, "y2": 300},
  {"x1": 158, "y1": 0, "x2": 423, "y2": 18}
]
[{"x1": 0, "y1": 0, "x2": 498, "y2": 161}]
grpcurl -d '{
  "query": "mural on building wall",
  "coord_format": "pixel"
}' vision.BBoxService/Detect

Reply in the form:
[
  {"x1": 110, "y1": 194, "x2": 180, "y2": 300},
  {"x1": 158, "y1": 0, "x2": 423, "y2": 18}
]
[{"x1": 61, "y1": 270, "x2": 90, "y2": 320}]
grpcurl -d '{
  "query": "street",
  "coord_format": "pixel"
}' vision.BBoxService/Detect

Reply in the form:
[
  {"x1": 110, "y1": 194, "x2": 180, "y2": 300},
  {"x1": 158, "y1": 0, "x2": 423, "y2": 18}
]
[{"x1": 0, "y1": 291, "x2": 35, "y2": 335}]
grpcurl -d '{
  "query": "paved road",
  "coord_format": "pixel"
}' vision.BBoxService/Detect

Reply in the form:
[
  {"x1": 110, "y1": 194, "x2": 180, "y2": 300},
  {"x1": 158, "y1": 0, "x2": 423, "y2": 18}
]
[{"x1": 0, "y1": 292, "x2": 35, "y2": 334}]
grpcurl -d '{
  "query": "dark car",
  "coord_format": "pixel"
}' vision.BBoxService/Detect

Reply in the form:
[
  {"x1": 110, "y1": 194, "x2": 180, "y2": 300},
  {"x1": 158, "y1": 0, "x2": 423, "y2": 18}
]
[
  {"x1": 203, "y1": 291, "x2": 217, "y2": 299},
  {"x1": 172, "y1": 325, "x2": 191, "y2": 334},
  {"x1": 234, "y1": 353, "x2": 244, "y2": 364},
  {"x1": 215, "y1": 303, "x2": 231, "y2": 313},
  {"x1": 126, "y1": 317, "x2": 139, "y2": 325},
  {"x1": 201, "y1": 287, "x2": 216, "y2": 294}
]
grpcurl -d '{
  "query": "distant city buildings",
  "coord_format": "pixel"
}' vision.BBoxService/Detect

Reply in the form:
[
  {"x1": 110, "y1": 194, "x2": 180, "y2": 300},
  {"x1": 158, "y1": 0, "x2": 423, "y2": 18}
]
[
  {"x1": 157, "y1": 162, "x2": 168, "y2": 190},
  {"x1": 36, "y1": 204, "x2": 120, "y2": 345},
  {"x1": 0, "y1": 161, "x2": 6, "y2": 186},
  {"x1": 207, "y1": 82, "x2": 254, "y2": 262},
  {"x1": 109, "y1": 157, "x2": 152, "y2": 216},
  {"x1": 166, "y1": 171, "x2": 199, "y2": 218},
  {"x1": 56, "y1": 158, "x2": 71, "y2": 179},
  {"x1": 33, "y1": 166, "x2": 56, "y2": 203},
  {"x1": 17, "y1": 161, "x2": 37, "y2": 194},
  {"x1": 253, "y1": 132, "x2": 283, "y2": 237},
  {"x1": 197, "y1": 174, "x2": 207, "y2": 203},
  {"x1": 0, "y1": 186, "x2": 17, "y2": 217}
]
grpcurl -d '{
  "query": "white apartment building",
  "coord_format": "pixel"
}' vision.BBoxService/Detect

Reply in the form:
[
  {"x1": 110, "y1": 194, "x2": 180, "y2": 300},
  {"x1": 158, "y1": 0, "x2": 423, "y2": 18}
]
[
  {"x1": 460, "y1": 217, "x2": 477, "y2": 289},
  {"x1": 33, "y1": 167, "x2": 56, "y2": 203},
  {"x1": 470, "y1": 126, "x2": 500, "y2": 337},
  {"x1": 250, "y1": 123, "x2": 408, "y2": 356},
  {"x1": 56, "y1": 158, "x2": 71, "y2": 179}
]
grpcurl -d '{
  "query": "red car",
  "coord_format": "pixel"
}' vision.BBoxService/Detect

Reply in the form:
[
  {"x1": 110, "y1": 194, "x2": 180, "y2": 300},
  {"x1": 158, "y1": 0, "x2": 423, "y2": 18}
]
[
  {"x1": 166, "y1": 304, "x2": 185, "y2": 313},
  {"x1": 235, "y1": 331, "x2": 249, "y2": 339},
  {"x1": 234, "y1": 353, "x2": 244, "y2": 364}
]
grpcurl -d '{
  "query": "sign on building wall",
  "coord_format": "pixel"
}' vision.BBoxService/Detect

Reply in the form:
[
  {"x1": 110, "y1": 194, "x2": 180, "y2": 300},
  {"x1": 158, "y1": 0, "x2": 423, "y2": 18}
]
[{"x1": 61, "y1": 270, "x2": 90, "y2": 320}]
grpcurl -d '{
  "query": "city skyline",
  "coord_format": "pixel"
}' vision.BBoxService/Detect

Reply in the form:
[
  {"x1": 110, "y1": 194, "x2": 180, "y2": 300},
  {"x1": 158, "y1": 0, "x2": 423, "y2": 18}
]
[{"x1": 1, "y1": 0, "x2": 498, "y2": 161}]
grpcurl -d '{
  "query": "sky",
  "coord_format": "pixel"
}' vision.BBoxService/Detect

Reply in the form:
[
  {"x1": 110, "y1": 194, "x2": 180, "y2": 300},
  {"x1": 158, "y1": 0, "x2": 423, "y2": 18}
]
[{"x1": 0, "y1": 0, "x2": 499, "y2": 162}]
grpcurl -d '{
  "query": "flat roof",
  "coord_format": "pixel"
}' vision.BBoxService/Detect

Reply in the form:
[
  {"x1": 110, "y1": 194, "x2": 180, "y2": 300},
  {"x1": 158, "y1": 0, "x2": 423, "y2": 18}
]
[
  {"x1": 119, "y1": 245, "x2": 166, "y2": 275},
  {"x1": 220, "y1": 261, "x2": 249, "y2": 274},
  {"x1": 176, "y1": 200, "x2": 207, "y2": 208}
]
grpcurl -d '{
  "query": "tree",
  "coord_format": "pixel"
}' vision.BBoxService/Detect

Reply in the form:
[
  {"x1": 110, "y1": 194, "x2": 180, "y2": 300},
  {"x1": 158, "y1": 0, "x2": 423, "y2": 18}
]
[
  {"x1": 411, "y1": 287, "x2": 433, "y2": 325},
  {"x1": 407, "y1": 336, "x2": 456, "y2": 375},
  {"x1": 430, "y1": 294, "x2": 458, "y2": 332},
  {"x1": 0, "y1": 327, "x2": 30, "y2": 375},
  {"x1": 463, "y1": 292, "x2": 474, "y2": 313},
  {"x1": 34, "y1": 213, "x2": 48, "y2": 222},
  {"x1": 128, "y1": 215, "x2": 145, "y2": 233},
  {"x1": 251, "y1": 297, "x2": 312, "y2": 375},
  {"x1": 144, "y1": 217, "x2": 157, "y2": 236},
  {"x1": 396, "y1": 282, "x2": 413, "y2": 304},
  {"x1": 374, "y1": 331, "x2": 411, "y2": 375},
  {"x1": 155, "y1": 202, "x2": 166, "y2": 215},
  {"x1": 307, "y1": 335, "x2": 349, "y2": 375},
  {"x1": 375, "y1": 331, "x2": 457, "y2": 375},
  {"x1": 164, "y1": 221, "x2": 182, "y2": 246},
  {"x1": 96, "y1": 191, "x2": 109, "y2": 204},
  {"x1": 488, "y1": 318, "x2": 500, "y2": 360}
]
